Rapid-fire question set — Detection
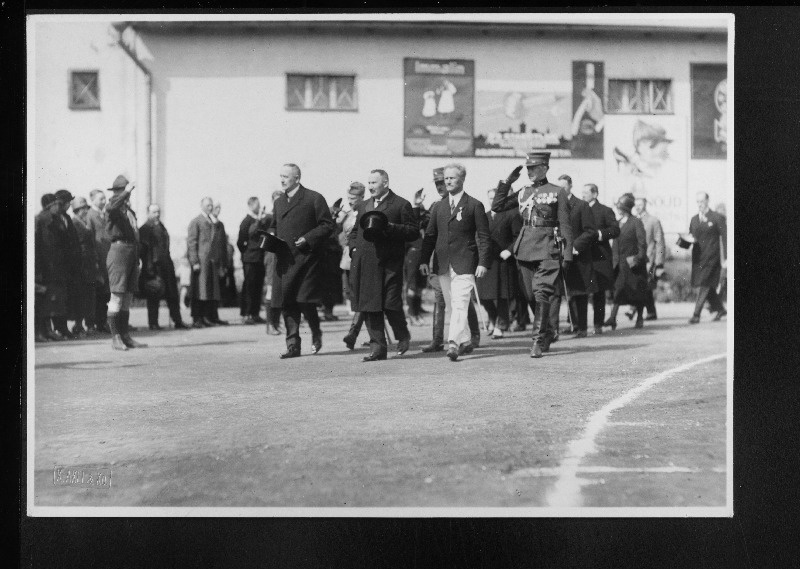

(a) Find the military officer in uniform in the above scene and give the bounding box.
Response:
[492,152,573,358]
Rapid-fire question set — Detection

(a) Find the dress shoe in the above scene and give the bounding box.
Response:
[446,345,459,361]
[541,338,551,353]
[72,325,86,336]
[688,315,701,324]
[396,337,410,356]
[603,318,617,331]
[550,334,559,344]
[574,330,588,339]
[279,347,301,359]
[35,332,50,343]
[512,323,526,332]
[267,324,283,335]
[45,330,66,341]
[242,315,256,325]
[173,321,189,330]
[200,317,218,327]
[310,339,322,354]
[491,329,504,339]
[634,317,644,329]
[530,343,543,358]
[362,351,387,362]
[127,324,138,332]
[149,324,163,331]
[713,309,727,321]
[322,313,339,322]
[121,334,147,348]
[96,323,112,334]
[593,326,603,335]
[192,319,206,329]
[213,319,229,326]
[252,315,267,324]
[421,342,444,353]
[111,334,128,351]
[470,334,481,349]
[343,335,357,350]
[458,342,473,355]
[57,329,75,340]
[644,314,657,321]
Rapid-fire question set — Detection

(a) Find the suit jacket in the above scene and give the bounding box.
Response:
[564,194,597,295]
[237,214,268,264]
[420,191,491,276]
[491,178,574,262]
[139,220,179,298]
[348,190,418,312]
[187,214,228,301]
[611,215,648,303]
[689,210,726,288]
[588,200,620,285]
[638,211,666,270]
[268,184,334,307]
[72,216,102,284]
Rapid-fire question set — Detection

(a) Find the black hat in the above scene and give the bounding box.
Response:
[108,175,129,192]
[54,189,74,203]
[525,152,551,167]
[332,197,343,210]
[254,229,287,253]
[616,193,635,214]
[359,210,389,242]
[432,168,445,182]
[41,193,58,208]
[676,234,695,249]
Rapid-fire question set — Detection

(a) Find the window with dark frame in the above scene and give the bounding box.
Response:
[286,74,357,111]
[70,71,100,110]
[606,79,673,114]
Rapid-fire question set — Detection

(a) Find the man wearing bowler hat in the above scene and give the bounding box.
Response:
[492,152,573,358]
[348,169,418,361]
[269,163,335,358]
[104,175,147,350]
[51,189,82,338]
[420,163,491,362]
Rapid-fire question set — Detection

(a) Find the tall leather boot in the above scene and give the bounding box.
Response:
[531,300,550,358]
[108,312,127,351]
[343,312,365,350]
[422,301,445,352]
[119,310,147,348]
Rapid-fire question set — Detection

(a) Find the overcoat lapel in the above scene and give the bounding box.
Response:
[281,185,305,218]
[376,190,394,212]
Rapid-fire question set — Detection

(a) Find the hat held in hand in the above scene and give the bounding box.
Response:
[360,210,389,242]
[254,229,287,253]
[108,175,130,192]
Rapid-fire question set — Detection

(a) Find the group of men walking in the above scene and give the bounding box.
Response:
[34,154,727,358]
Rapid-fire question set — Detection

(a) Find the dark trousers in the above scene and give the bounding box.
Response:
[147,295,183,326]
[240,262,266,317]
[694,286,724,317]
[365,309,410,353]
[191,298,216,321]
[567,295,589,332]
[644,288,657,316]
[481,299,510,331]
[283,302,322,350]
[591,289,608,328]
[95,285,110,327]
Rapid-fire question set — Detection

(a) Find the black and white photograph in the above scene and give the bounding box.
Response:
[25,12,732,516]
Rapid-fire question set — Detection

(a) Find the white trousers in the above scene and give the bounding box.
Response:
[440,265,476,347]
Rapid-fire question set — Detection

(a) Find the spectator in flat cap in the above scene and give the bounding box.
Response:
[34,194,70,342]
[70,196,103,337]
[138,203,188,330]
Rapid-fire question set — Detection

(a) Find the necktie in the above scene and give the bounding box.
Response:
[699,212,706,222]
[450,200,456,214]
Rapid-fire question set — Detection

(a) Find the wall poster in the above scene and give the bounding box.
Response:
[403,58,475,157]
[691,63,727,159]
[569,61,605,159]
[604,115,688,234]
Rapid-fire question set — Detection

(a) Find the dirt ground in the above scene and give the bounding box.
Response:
[30,301,728,510]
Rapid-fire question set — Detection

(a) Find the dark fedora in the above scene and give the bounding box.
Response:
[107,175,129,192]
[360,210,389,242]
[54,189,74,204]
[254,229,288,253]
[41,193,58,208]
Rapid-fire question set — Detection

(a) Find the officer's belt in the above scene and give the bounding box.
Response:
[523,216,559,228]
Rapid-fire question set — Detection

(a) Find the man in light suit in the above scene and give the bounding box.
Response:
[420,163,490,361]
[631,197,665,320]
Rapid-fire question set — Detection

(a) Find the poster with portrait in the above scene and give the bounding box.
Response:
[604,116,688,234]
[571,61,605,159]
[691,63,727,159]
[403,58,474,157]
[473,88,573,158]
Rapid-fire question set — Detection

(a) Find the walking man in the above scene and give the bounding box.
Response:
[632,196,665,320]
[582,183,620,335]
[685,192,727,323]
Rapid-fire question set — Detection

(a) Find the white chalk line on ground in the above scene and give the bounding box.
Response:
[513,465,726,478]
[544,353,727,508]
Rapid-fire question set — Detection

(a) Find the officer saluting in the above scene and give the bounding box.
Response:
[492,152,573,358]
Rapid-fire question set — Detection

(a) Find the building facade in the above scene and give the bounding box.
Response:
[29,17,730,262]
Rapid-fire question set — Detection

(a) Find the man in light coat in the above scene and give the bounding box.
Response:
[632,197,665,320]
[187,197,229,328]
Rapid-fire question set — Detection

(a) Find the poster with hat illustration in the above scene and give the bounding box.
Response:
[691,63,727,159]
[403,58,474,157]
[604,115,688,234]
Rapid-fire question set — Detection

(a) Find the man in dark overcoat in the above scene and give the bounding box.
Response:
[492,152,573,358]
[552,175,597,339]
[187,197,229,328]
[237,196,268,325]
[139,204,187,330]
[269,163,335,358]
[34,193,70,341]
[420,163,491,361]
[70,196,103,337]
[476,187,522,339]
[686,191,727,323]
[53,189,82,339]
[86,189,112,333]
[582,183,620,335]
[349,169,419,361]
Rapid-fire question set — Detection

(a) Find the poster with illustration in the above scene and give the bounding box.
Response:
[403,58,474,157]
[571,61,605,159]
[473,89,573,158]
[691,64,727,159]
[604,116,688,234]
